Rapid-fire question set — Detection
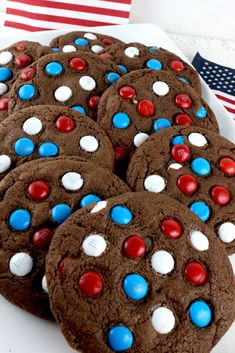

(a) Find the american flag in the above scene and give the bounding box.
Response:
[4,0,132,31]
[192,53,235,119]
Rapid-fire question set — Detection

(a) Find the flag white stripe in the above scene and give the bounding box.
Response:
[213,90,235,103]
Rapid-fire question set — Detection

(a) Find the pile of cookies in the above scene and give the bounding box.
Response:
[0,31,234,353]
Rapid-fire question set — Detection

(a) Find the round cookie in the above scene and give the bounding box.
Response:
[50,31,123,54]
[8,51,123,120]
[127,126,235,254]
[0,105,114,179]
[0,41,52,121]
[46,192,235,353]
[0,157,130,319]
[102,42,201,93]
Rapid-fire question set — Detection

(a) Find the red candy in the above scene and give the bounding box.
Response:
[28,181,50,202]
[219,157,235,176]
[137,99,155,118]
[177,174,198,195]
[99,53,112,58]
[69,57,87,72]
[20,67,36,81]
[15,53,32,68]
[175,94,192,109]
[161,218,183,239]
[89,95,100,110]
[174,113,193,126]
[119,86,136,100]
[56,115,75,132]
[185,262,207,285]
[16,41,25,51]
[114,146,127,162]
[102,38,113,46]
[210,185,231,206]
[170,60,185,72]
[171,144,191,163]
[123,235,146,258]
[32,228,54,250]
[0,98,8,111]
[58,260,65,276]
[78,271,103,296]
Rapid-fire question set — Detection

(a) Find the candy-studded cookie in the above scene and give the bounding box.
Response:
[0,157,130,319]
[9,52,123,120]
[50,31,123,54]
[127,126,235,254]
[102,42,201,93]
[0,105,114,179]
[46,192,235,353]
[97,70,218,170]
[0,41,52,121]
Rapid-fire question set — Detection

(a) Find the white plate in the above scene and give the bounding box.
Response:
[0,23,234,353]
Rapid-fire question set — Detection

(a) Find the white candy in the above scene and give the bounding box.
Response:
[190,230,209,251]
[9,253,33,277]
[91,200,107,214]
[79,76,96,91]
[62,45,76,53]
[82,234,107,257]
[188,133,207,147]
[152,81,169,96]
[144,175,166,193]
[133,132,149,147]
[124,46,139,58]
[23,116,42,135]
[218,222,235,243]
[168,163,183,170]
[84,32,97,40]
[0,51,13,65]
[54,86,73,102]
[0,154,11,173]
[0,83,8,96]
[62,172,84,191]
[151,250,174,275]
[42,275,48,293]
[80,135,99,152]
[91,45,103,54]
[151,307,175,334]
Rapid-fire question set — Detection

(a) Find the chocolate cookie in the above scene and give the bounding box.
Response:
[127,126,235,254]
[0,105,114,179]
[50,31,123,54]
[0,157,130,319]
[9,51,123,120]
[46,192,235,353]
[0,41,52,121]
[97,69,218,170]
[102,42,201,93]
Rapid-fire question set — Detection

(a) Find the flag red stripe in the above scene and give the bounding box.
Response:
[215,93,235,105]
[4,20,52,31]
[224,105,235,114]
[7,0,130,18]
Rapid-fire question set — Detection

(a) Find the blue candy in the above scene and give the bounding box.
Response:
[106,72,121,84]
[149,46,160,54]
[118,64,128,74]
[74,38,89,46]
[190,201,210,222]
[172,135,184,145]
[153,118,172,132]
[191,158,211,176]
[51,204,72,224]
[108,326,134,352]
[71,105,87,115]
[14,138,35,156]
[9,209,31,231]
[112,112,130,129]
[110,205,133,225]
[52,47,59,52]
[146,59,162,70]
[0,67,12,82]
[80,194,101,208]
[189,301,212,328]
[45,61,63,76]
[18,84,35,100]
[178,77,189,84]
[38,142,59,157]
[123,274,148,300]
[196,107,207,119]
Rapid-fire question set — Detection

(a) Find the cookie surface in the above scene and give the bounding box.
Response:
[46,192,235,353]
[127,126,235,254]
[50,31,123,54]
[0,157,130,319]
[9,52,123,120]
[102,42,201,93]
[0,41,52,121]
[0,105,114,179]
